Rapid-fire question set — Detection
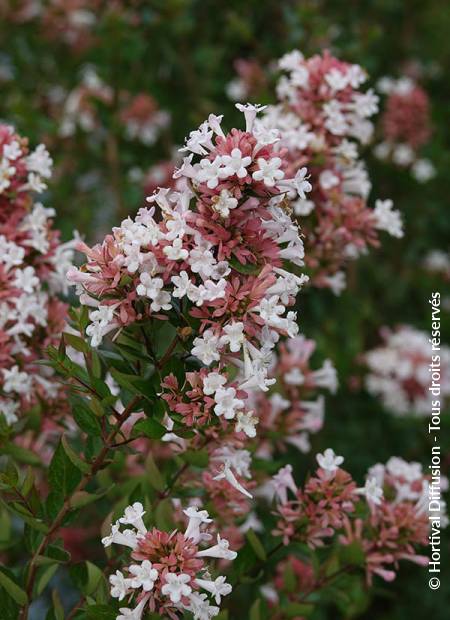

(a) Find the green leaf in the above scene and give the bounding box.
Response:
[145,454,165,491]
[134,417,166,440]
[61,435,90,473]
[49,439,83,497]
[85,605,116,620]
[36,563,59,596]
[249,598,261,620]
[62,331,89,353]
[73,402,102,436]
[0,443,41,465]
[246,529,266,562]
[0,568,27,605]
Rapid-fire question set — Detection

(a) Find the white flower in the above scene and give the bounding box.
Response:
[13,266,39,293]
[109,570,130,601]
[3,141,21,161]
[392,144,414,166]
[235,103,266,132]
[252,157,284,187]
[3,366,32,395]
[163,238,189,261]
[316,448,344,475]
[186,592,220,620]
[319,170,340,190]
[357,477,384,505]
[220,321,245,353]
[26,144,53,178]
[235,410,258,438]
[202,372,227,396]
[411,159,436,183]
[117,598,149,620]
[324,271,347,296]
[0,399,19,425]
[214,387,244,420]
[184,506,213,544]
[119,502,147,534]
[211,189,238,217]
[191,330,221,365]
[161,573,192,603]
[128,561,158,591]
[180,121,214,155]
[271,464,297,504]
[197,534,237,560]
[101,522,139,549]
[278,49,304,71]
[373,199,404,238]
[220,148,252,180]
[195,576,232,605]
[279,167,312,199]
[197,156,225,189]
[325,68,349,92]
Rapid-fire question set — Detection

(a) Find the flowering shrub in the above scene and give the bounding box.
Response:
[374,76,436,183]
[0,124,74,427]
[0,4,448,618]
[362,325,450,416]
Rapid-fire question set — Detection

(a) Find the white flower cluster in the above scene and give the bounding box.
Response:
[365,326,450,416]
[369,457,448,524]
[70,105,310,393]
[102,502,235,620]
[374,76,436,183]
[0,129,52,195]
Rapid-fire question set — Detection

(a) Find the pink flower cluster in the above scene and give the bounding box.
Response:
[68,106,309,405]
[102,502,236,620]
[120,93,170,146]
[251,335,338,456]
[255,49,403,293]
[363,325,450,416]
[0,124,75,425]
[270,452,445,585]
[374,76,436,183]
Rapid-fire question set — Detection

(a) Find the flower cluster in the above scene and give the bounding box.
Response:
[120,93,170,146]
[374,76,436,183]
[251,335,338,456]
[0,124,75,425]
[255,49,403,292]
[270,452,445,585]
[68,106,309,399]
[0,124,53,219]
[102,502,235,620]
[363,325,450,416]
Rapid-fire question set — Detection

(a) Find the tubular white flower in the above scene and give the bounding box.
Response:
[119,502,147,534]
[196,534,237,560]
[161,573,192,603]
[195,576,232,604]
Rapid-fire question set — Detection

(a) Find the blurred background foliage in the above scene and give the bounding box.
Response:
[0,0,448,618]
